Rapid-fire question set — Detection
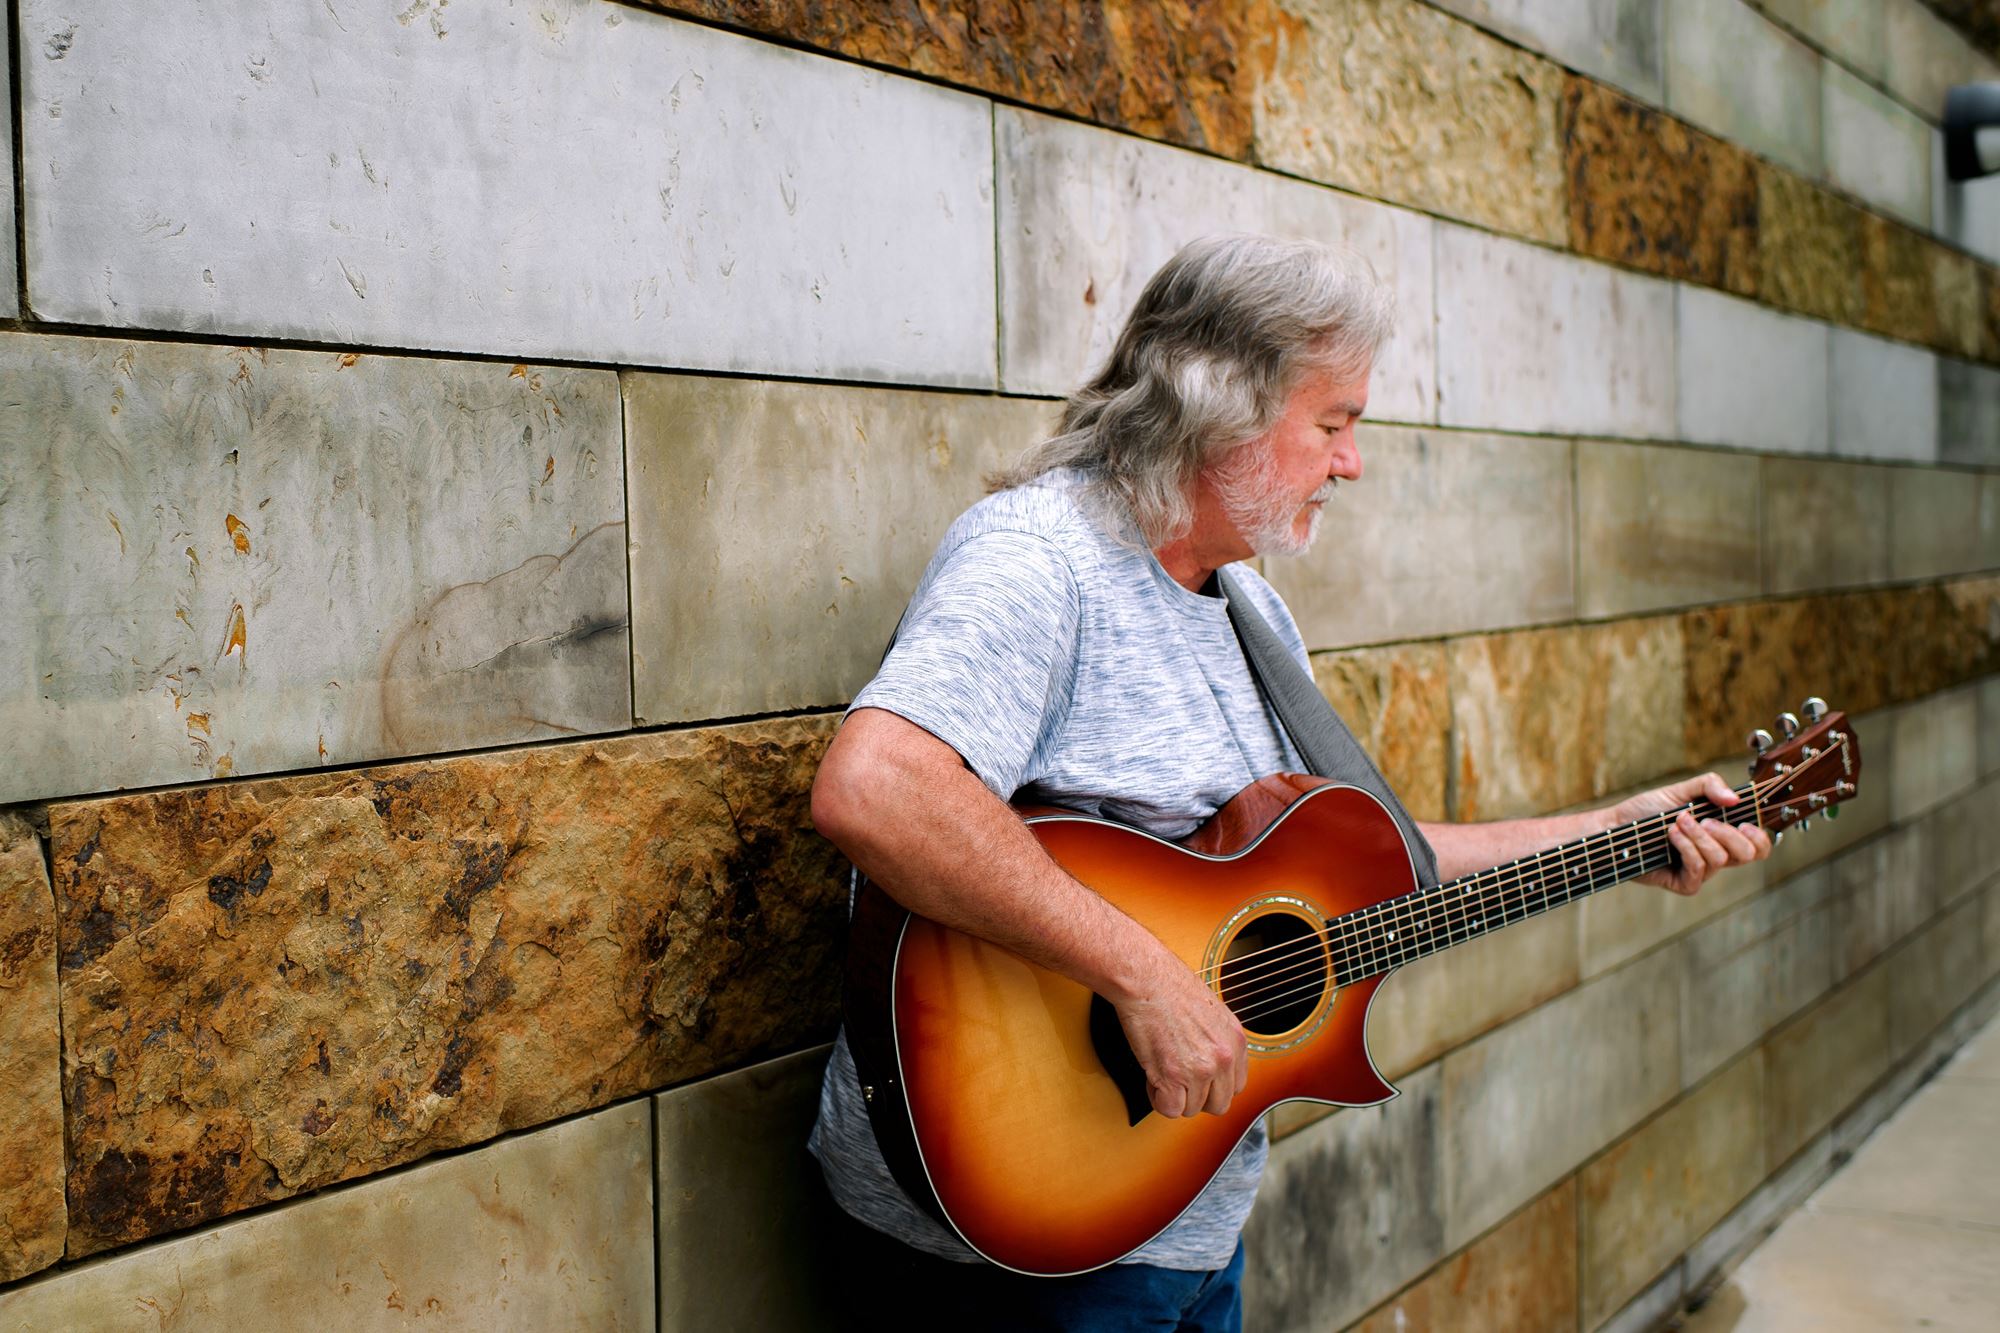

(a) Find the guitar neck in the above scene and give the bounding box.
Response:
[1327,786,1760,985]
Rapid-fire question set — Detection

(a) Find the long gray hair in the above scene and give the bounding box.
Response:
[993,234,1394,545]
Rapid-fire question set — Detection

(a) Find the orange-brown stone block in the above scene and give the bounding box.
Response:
[650,0,1260,158]
[1860,214,1939,346]
[49,716,845,1257]
[0,815,66,1282]
[1311,642,1450,823]
[1933,246,1985,361]
[1758,165,1865,327]
[1353,1179,1579,1333]
[1984,267,2000,363]
[1563,76,1758,297]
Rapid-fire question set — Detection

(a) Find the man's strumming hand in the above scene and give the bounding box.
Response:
[1108,946,1249,1119]
[1608,772,1772,897]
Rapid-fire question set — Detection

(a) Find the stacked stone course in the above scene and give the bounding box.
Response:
[2,0,1999,1328]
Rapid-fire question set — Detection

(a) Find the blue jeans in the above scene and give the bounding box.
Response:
[833,1209,1244,1332]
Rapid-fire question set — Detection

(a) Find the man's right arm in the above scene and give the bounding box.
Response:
[812,705,1248,1119]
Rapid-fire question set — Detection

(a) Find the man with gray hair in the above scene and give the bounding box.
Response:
[808,234,1767,1329]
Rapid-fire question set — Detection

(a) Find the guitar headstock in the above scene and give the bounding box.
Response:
[1746,697,1862,834]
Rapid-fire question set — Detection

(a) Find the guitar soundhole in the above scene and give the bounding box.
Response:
[1217,911,1327,1039]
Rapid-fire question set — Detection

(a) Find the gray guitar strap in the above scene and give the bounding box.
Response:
[1217,568,1440,888]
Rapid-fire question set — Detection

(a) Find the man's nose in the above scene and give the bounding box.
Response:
[1329,437,1362,482]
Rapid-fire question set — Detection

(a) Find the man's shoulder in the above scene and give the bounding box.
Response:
[938,470,1113,565]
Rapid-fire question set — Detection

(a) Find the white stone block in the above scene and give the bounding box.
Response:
[1,20,15,320]
[1932,130,2000,267]
[1676,284,1831,454]
[1823,63,1933,227]
[996,108,1436,424]
[1666,0,1825,177]
[0,334,630,805]
[1757,0,1887,84]
[1435,223,1676,438]
[20,0,996,388]
[1426,0,1666,104]
[1885,0,1998,120]
[1829,328,1939,462]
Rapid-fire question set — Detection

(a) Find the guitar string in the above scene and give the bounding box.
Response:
[1222,747,1846,1021]
[1213,744,1849,1021]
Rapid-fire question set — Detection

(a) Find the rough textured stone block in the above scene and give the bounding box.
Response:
[1577,440,1763,619]
[1763,963,1891,1164]
[1884,0,1997,117]
[1676,286,1830,454]
[1939,357,2000,464]
[1564,76,1758,295]
[650,0,1259,158]
[0,816,65,1283]
[1435,224,1676,438]
[21,0,995,388]
[1580,1050,1765,1328]
[1887,895,1985,1052]
[1829,823,1934,982]
[1860,215,1940,345]
[1758,165,1866,325]
[1823,63,1933,227]
[1758,0,1887,82]
[1760,457,1895,594]
[1433,0,1663,100]
[655,1046,838,1332]
[1262,428,1574,650]
[49,716,845,1256]
[0,1103,652,1330]
[1442,948,1680,1250]
[0,334,628,804]
[1682,865,1836,1083]
[1891,683,1980,819]
[1450,618,1687,821]
[994,106,1437,422]
[1254,0,1568,246]
[1580,860,1764,982]
[1243,1065,1444,1333]
[1892,465,1988,581]
[1311,642,1451,823]
[1351,1179,1578,1333]
[1931,245,1984,359]
[1932,778,2000,907]
[1666,0,1824,176]
[1830,328,1939,462]
[624,374,1053,723]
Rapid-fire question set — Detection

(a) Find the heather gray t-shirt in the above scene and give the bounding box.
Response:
[808,468,1312,1272]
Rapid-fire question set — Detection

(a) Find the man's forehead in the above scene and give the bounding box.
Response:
[1293,366,1370,416]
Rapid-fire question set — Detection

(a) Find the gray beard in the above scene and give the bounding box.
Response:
[1212,445,1336,557]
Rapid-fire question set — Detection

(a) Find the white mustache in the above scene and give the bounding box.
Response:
[1307,480,1339,504]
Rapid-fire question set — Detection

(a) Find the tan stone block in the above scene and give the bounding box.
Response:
[1244,1064,1444,1332]
[1985,877,2000,981]
[1580,861,1764,983]
[1579,1050,1766,1329]
[1682,865,1837,1085]
[1930,777,2000,908]
[1933,246,1986,360]
[655,1046,838,1331]
[1763,964,1892,1166]
[1757,165,1865,326]
[650,0,1261,158]
[1253,0,1568,245]
[1892,466,1988,583]
[1860,214,1940,345]
[0,815,65,1282]
[1563,76,1759,296]
[1887,896,1986,1054]
[1311,641,1451,823]
[1265,427,1573,653]
[1891,683,1981,820]
[1576,440,1762,619]
[50,716,845,1256]
[1450,618,1687,821]
[1352,1178,1578,1333]
[1442,947,1680,1250]
[1761,457,1895,596]
[623,373,1053,722]
[1982,675,2000,777]
[0,1102,652,1331]
[1830,823,1936,982]
[1986,268,2000,363]
[1364,904,1579,1082]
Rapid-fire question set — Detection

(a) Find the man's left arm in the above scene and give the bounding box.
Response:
[1415,772,1771,897]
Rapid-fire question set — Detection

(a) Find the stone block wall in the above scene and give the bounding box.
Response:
[2,0,1996,1328]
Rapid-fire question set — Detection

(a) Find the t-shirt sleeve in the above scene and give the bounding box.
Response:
[851,530,1081,799]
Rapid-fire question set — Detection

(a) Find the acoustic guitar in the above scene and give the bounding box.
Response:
[844,699,1862,1276]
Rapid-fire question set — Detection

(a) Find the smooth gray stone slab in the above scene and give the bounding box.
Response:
[1,19,16,319]
[1666,0,1825,177]
[995,106,1437,425]
[1885,0,1997,120]
[1758,0,1886,85]
[1830,329,1937,464]
[1681,865,1836,1085]
[19,0,996,388]
[1760,457,1893,595]
[1822,62,1932,228]
[1428,0,1664,103]
[1939,358,2000,466]
[0,333,628,803]
[1676,284,1830,455]
[1576,438,1762,619]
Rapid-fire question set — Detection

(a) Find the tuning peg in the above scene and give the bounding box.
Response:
[1799,818,1812,833]
[1802,697,1828,723]
[1777,712,1801,739]
[1748,728,1774,754]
